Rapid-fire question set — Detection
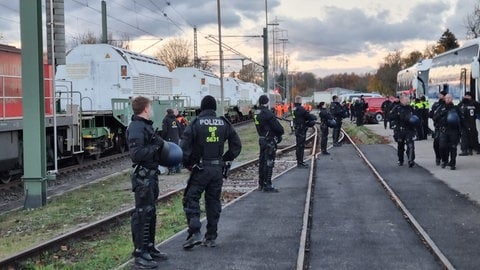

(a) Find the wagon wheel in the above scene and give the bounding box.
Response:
[75,154,84,165]
[114,134,126,153]
[92,152,101,160]
[0,172,12,184]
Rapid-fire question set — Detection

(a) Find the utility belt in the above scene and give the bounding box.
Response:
[187,159,224,175]
[395,126,409,131]
[133,165,158,178]
[131,165,158,192]
[199,159,224,166]
[435,125,455,133]
[294,124,306,130]
[259,136,275,141]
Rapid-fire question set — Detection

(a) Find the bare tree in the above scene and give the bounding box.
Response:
[402,50,423,68]
[69,31,131,49]
[371,50,403,95]
[71,31,98,47]
[197,57,214,72]
[154,38,193,71]
[423,44,437,59]
[109,33,131,50]
[465,4,480,39]
[238,62,263,83]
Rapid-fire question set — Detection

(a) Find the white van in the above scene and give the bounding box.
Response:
[339,93,382,103]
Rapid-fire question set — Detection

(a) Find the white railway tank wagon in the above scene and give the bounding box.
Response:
[171,67,221,108]
[55,44,173,112]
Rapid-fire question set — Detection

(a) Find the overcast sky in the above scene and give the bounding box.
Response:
[0,0,477,77]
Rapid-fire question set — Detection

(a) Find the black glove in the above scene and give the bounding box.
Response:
[274,136,282,144]
[152,135,164,148]
[222,161,232,179]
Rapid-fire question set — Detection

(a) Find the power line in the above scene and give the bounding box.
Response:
[70,0,159,37]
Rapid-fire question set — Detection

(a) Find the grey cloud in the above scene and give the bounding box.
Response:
[283,2,452,61]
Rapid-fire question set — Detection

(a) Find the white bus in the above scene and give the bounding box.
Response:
[396,59,431,99]
[427,38,480,103]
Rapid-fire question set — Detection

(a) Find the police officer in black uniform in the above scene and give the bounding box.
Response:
[458,92,480,156]
[389,94,417,168]
[180,95,242,249]
[126,96,170,269]
[293,95,317,168]
[356,95,368,126]
[381,96,392,129]
[162,108,182,174]
[429,90,446,165]
[254,94,285,191]
[318,101,335,155]
[433,93,461,170]
[330,95,345,146]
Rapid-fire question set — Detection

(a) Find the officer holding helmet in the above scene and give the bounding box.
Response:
[433,93,461,170]
[292,95,317,168]
[254,94,285,191]
[429,90,447,165]
[458,91,480,156]
[330,95,346,146]
[126,96,182,269]
[389,94,417,168]
[318,101,335,155]
[180,95,242,249]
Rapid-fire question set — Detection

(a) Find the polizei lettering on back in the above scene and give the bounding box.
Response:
[199,119,225,126]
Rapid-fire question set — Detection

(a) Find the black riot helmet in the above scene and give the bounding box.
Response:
[157,142,183,167]
[327,119,337,128]
[408,114,421,127]
[446,111,460,127]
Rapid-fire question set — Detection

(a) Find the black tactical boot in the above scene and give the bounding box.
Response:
[133,249,158,269]
[262,185,279,193]
[183,232,202,249]
[297,162,309,168]
[148,243,168,260]
[202,238,217,247]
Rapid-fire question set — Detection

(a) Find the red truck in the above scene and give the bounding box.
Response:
[363,96,390,123]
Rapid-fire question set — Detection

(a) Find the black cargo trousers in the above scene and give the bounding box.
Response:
[183,163,223,241]
[131,169,159,252]
[258,137,277,189]
[295,126,307,164]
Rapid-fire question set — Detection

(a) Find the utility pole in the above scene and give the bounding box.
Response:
[46,0,66,177]
[20,0,47,208]
[279,37,288,100]
[216,0,225,116]
[285,59,290,103]
[194,26,199,68]
[264,0,269,93]
[268,20,279,93]
[263,27,268,93]
[101,0,107,43]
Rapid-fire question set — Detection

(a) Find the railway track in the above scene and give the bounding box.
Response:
[0,121,254,211]
[298,129,454,270]
[3,122,460,269]
[2,124,459,269]
[0,126,315,268]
